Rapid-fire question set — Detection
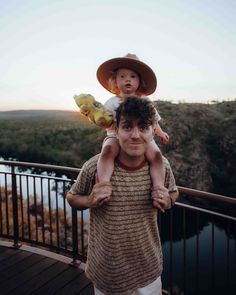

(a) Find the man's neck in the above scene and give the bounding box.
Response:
[117,152,146,170]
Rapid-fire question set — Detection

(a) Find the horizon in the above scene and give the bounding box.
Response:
[0,97,235,113]
[1,1,236,111]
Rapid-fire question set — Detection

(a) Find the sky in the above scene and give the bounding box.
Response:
[0,0,236,111]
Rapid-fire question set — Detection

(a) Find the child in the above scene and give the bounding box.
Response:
[96,53,169,188]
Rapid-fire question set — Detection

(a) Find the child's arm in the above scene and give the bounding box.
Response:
[154,122,169,144]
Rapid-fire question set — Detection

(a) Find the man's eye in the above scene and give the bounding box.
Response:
[122,125,131,131]
[139,125,149,132]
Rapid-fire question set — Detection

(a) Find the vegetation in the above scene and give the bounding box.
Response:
[0,100,235,197]
[0,110,105,168]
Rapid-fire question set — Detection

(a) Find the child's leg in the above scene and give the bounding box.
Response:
[97,136,120,182]
[145,139,165,187]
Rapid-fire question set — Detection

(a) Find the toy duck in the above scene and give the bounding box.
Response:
[74,94,113,128]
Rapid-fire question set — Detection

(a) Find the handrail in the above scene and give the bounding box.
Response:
[0,159,235,294]
[178,186,236,205]
[1,159,235,204]
[0,160,80,174]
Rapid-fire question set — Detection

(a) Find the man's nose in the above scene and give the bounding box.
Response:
[131,127,140,138]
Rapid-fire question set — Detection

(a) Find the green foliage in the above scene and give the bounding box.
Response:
[0,110,105,168]
[0,102,235,197]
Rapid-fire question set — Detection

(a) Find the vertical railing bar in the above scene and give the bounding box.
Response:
[183,208,186,294]
[234,222,236,285]
[33,176,38,242]
[0,174,3,235]
[62,181,68,250]
[19,175,24,238]
[211,216,215,291]
[158,207,162,233]
[169,208,173,295]
[226,220,230,282]
[55,180,60,248]
[11,165,20,247]
[71,208,79,265]
[26,175,31,240]
[196,211,199,295]
[48,179,53,245]
[81,210,84,256]
[40,177,45,244]
[5,174,9,235]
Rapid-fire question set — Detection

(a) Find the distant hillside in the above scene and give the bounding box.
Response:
[155,100,236,196]
[0,101,235,197]
[0,110,76,118]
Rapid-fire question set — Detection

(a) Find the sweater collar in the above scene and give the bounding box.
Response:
[116,158,147,171]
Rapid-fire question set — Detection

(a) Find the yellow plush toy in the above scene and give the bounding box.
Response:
[74,94,113,128]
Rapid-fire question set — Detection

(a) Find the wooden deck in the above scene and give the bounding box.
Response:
[0,244,94,295]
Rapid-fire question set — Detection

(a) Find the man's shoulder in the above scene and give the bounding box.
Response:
[162,156,171,168]
[82,154,100,170]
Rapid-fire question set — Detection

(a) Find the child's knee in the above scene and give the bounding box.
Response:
[146,150,162,163]
[101,144,118,159]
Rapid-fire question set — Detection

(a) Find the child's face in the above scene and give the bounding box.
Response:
[116,68,140,97]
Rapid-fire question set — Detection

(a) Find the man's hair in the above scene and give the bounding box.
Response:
[116,96,157,126]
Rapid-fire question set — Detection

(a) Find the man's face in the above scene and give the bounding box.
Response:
[117,116,154,158]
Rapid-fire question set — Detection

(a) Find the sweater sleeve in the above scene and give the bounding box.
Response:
[163,157,178,193]
[69,155,98,195]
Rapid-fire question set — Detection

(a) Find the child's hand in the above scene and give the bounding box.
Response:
[151,185,170,213]
[88,182,112,207]
[160,132,169,144]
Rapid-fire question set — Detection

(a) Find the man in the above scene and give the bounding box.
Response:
[66,97,179,295]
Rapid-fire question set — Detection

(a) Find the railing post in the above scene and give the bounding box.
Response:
[11,166,21,248]
[71,207,80,266]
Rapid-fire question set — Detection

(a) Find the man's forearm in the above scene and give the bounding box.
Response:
[66,181,112,210]
[169,190,179,207]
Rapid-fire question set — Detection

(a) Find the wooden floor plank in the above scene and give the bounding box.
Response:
[54,271,93,295]
[79,284,95,295]
[31,266,84,295]
[10,261,70,295]
[2,257,57,294]
[0,252,46,283]
[0,249,32,272]
[0,246,94,295]
[0,247,20,261]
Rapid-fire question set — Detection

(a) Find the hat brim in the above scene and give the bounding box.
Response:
[96,57,157,96]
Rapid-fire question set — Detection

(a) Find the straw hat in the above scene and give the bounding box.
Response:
[96,53,157,95]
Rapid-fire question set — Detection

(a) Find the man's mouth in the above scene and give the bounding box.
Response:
[129,141,143,147]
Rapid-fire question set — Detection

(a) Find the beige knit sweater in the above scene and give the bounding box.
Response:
[70,154,177,295]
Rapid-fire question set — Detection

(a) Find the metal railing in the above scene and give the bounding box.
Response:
[0,160,85,264]
[0,160,235,294]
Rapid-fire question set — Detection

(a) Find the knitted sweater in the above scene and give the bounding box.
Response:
[70,154,178,295]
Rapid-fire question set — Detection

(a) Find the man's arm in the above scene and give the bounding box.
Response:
[169,189,179,208]
[66,181,112,210]
[152,187,179,212]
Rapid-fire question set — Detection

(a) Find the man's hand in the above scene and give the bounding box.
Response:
[88,181,112,208]
[151,185,171,213]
